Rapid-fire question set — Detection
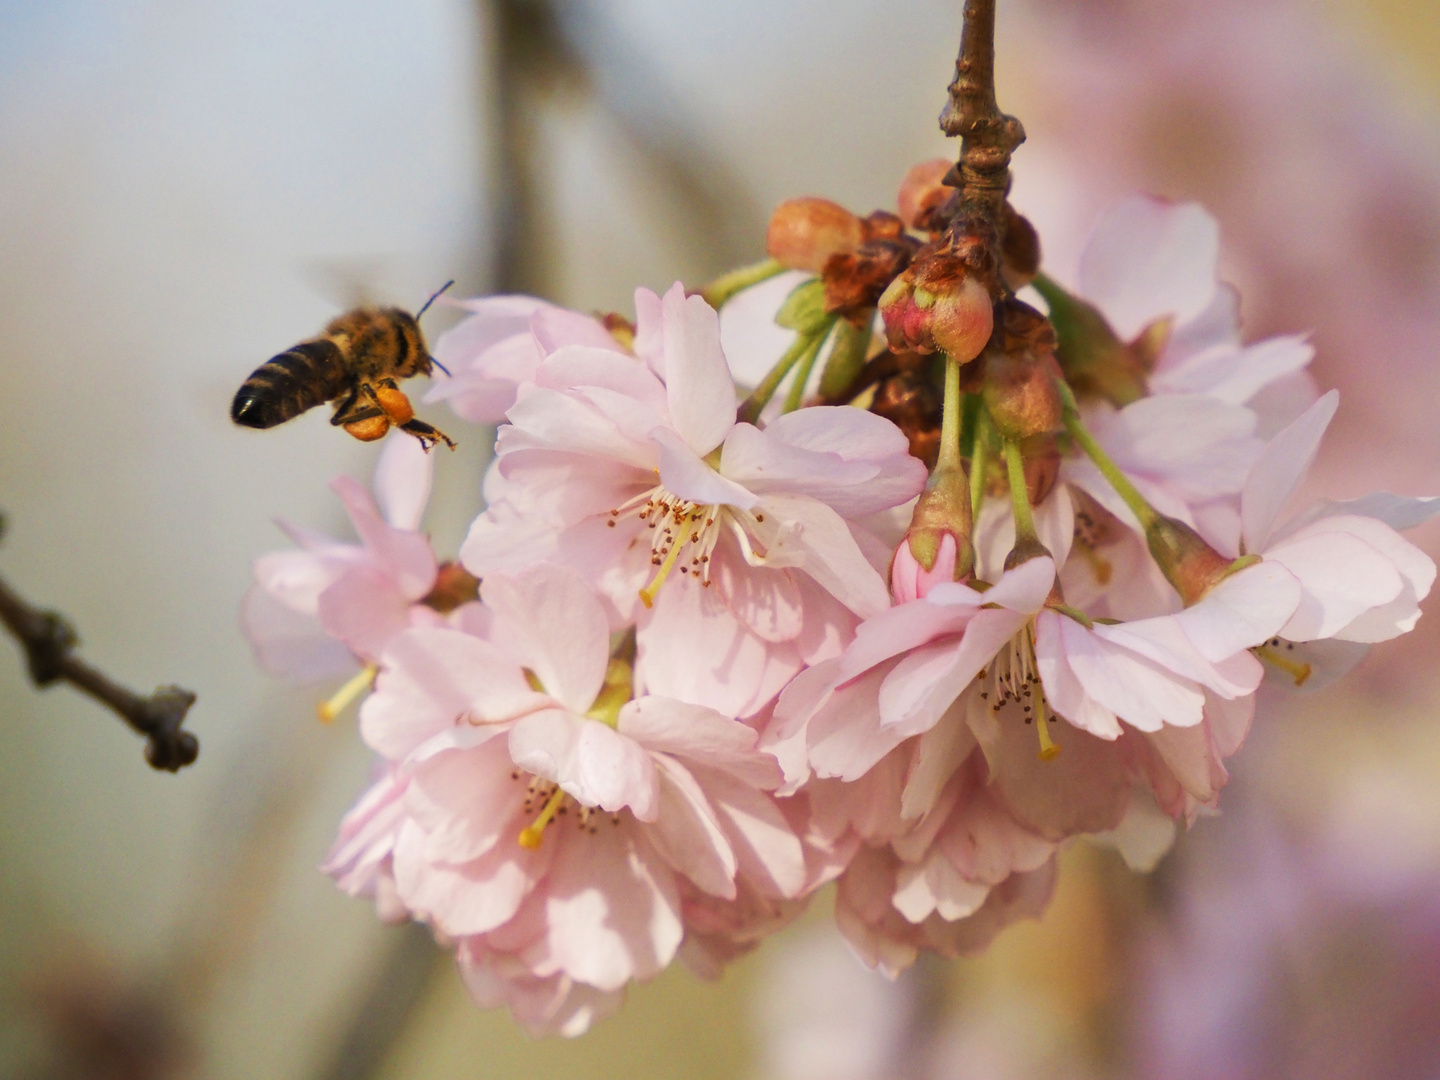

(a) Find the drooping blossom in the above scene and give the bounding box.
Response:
[328,563,809,1035]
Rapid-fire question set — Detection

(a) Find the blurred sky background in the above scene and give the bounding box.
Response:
[0,1,1437,1078]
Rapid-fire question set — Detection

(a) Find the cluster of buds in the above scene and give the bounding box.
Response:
[239,6,1438,1028]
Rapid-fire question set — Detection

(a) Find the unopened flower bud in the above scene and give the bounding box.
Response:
[766,197,866,274]
[982,301,1064,440]
[1145,515,1233,605]
[891,465,974,601]
[879,259,994,362]
[897,159,954,231]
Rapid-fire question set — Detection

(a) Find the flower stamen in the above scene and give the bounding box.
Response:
[1255,639,1312,687]
[518,785,567,849]
[317,664,377,723]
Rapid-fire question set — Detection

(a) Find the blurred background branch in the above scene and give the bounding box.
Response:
[0,515,198,773]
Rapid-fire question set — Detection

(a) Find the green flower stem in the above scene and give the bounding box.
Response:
[1002,438,1039,545]
[700,258,785,309]
[1056,379,1159,530]
[937,354,964,472]
[737,320,832,425]
[969,406,991,523]
[783,322,829,413]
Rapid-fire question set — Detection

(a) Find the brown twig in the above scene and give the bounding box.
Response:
[939,0,1026,226]
[0,516,198,772]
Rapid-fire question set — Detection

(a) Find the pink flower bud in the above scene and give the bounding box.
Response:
[891,530,958,603]
[879,265,994,362]
[766,197,866,274]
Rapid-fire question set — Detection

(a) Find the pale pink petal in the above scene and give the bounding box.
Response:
[632,286,665,375]
[330,475,437,599]
[752,492,891,618]
[878,608,1028,733]
[695,765,807,899]
[1171,560,1302,660]
[252,547,356,614]
[503,385,657,471]
[392,819,543,937]
[1077,196,1219,340]
[718,270,810,387]
[900,702,979,820]
[618,698,781,789]
[660,283,736,456]
[240,585,357,681]
[709,550,804,644]
[404,729,518,863]
[652,755,739,898]
[507,708,582,789]
[934,780,1055,884]
[541,825,683,991]
[807,665,912,782]
[372,433,434,531]
[482,566,610,714]
[317,566,411,661]
[972,555,1057,614]
[893,854,992,923]
[1241,389,1339,552]
[1150,334,1313,405]
[535,344,668,408]
[1283,492,1440,534]
[1033,612,1124,740]
[651,426,758,510]
[1094,616,1261,699]
[1268,527,1404,641]
[727,408,926,517]
[530,305,622,355]
[361,627,542,761]
[576,720,659,819]
[834,600,975,685]
[637,576,803,719]
[1144,722,1225,805]
[1058,617,1205,732]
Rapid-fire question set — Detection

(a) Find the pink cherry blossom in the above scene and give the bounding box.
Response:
[1230,391,1439,646]
[241,435,444,680]
[334,563,808,1034]
[424,295,625,425]
[462,281,925,717]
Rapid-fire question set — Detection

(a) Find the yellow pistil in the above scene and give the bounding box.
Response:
[317,664,377,723]
[518,786,567,850]
[1034,693,1060,761]
[1255,641,1312,687]
[639,527,689,609]
[586,658,633,728]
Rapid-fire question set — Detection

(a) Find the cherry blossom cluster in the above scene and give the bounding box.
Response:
[242,173,1437,1034]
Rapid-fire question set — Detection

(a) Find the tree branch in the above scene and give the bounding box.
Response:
[0,515,198,772]
[939,0,1026,227]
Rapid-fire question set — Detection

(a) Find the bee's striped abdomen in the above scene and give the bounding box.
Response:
[231,338,349,429]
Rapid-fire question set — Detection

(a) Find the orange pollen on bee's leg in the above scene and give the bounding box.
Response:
[518,786,568,850]
[372,384,416,425]
[344,415,391,442]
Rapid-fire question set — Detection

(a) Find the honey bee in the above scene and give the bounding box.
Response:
[230,283,456,450]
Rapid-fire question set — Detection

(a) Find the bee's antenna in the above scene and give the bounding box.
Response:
[429,354,452,377]
[416,279,455,321]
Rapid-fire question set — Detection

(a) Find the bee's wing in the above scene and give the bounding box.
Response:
[297,255,391,311]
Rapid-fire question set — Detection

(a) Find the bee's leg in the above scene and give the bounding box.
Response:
[399,418,457,451]
[363,379,416,426]
[330,387,391,441]
[361,380,456,452]
[330,387,380,426]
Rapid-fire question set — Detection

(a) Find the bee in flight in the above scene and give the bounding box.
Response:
[230,283,456,450]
